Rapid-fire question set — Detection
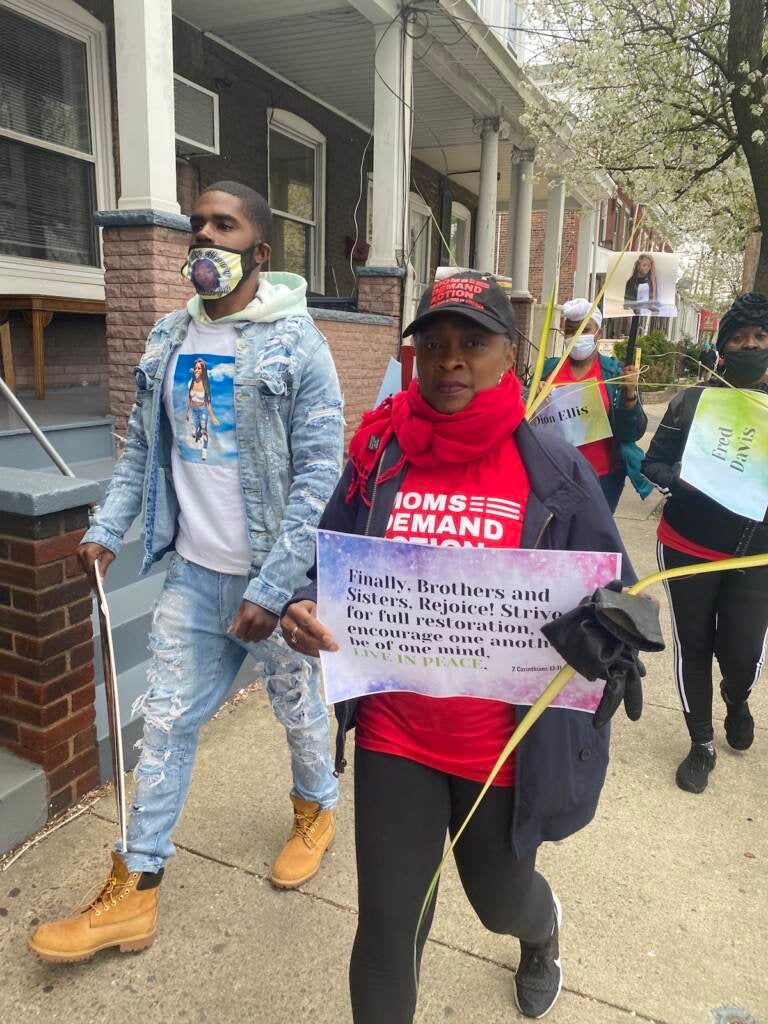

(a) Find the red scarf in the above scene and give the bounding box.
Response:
[347,371,526,505]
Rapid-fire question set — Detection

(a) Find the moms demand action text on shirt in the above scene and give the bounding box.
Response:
[316,531,621,711]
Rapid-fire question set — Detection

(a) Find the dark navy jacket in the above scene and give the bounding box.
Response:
[291,420,636,857]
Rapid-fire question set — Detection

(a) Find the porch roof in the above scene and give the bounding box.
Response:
[171,0,586,201]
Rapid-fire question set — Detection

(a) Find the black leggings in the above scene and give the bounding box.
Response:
[350,748,554,1024]
[658,543,768,744]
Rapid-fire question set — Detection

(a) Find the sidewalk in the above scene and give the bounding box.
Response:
[1,483,765,1024]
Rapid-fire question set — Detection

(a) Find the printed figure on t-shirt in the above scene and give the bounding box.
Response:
[179,357,224,462]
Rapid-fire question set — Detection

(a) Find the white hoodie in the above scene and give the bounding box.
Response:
[186,271,312,325]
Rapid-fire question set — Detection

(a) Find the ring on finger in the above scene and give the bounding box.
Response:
[291,626,299,645]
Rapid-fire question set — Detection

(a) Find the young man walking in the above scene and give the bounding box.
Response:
[29,182,344,962]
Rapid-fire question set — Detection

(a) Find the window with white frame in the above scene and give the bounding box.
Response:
[268,109,325,293]
[366,172,373,245]
[0,0,113,288]
[598,199,608,246]
[405,192,433,321]
[613,199,625,249]
[449,202,472,267]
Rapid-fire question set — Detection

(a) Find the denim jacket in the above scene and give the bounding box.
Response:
[84,307,344,615]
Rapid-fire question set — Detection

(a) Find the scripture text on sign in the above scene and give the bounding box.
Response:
[316,531,621,711]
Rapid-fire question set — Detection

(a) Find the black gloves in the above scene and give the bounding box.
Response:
[541,581,665,729]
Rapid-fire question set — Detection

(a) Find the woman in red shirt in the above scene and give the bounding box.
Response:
[282,274,645,1023]
[541,298,648,512]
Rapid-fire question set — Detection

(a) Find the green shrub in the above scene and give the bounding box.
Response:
[614,330,678,385]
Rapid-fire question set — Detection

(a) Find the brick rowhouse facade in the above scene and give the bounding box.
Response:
[98,217,193,439]
[0,503,99,819]
[97,210,402,447]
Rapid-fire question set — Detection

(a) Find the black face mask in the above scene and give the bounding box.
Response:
[722,348,768,387]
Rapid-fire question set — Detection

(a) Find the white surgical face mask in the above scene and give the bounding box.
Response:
[569,335,597,361]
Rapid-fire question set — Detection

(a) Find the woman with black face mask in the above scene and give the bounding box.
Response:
[642,293,768,794]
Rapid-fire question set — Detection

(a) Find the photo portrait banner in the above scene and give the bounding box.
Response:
[316,531,621,711]
[603,250,680,319]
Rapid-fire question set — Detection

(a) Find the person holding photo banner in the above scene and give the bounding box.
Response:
[281,273,651,1022]
[541,298,649,512]
[642,292,768,794]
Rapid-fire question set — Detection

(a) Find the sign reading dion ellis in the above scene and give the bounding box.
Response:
[316,531,621,710]
[530,381,613,448]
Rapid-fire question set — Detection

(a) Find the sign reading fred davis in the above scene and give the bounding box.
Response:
[316,531,621,711]
[681,388,768,521]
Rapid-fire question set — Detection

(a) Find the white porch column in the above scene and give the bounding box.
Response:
[504,150,518,279]
[510,147,535,295]
[541,180,566,304]
[590,203,601,300]
[574,206,596,298]
[369,18,413,265]
[475,117,500,273]
[113,0,179,213]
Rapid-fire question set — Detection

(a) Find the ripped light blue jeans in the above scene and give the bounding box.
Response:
[121,553,337,874]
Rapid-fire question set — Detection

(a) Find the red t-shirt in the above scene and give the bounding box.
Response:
[354,438,531,787]
[554,359,617,477]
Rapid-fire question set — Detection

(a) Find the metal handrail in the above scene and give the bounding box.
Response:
[0,375,75,478]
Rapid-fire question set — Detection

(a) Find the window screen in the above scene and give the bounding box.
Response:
[0,6,92,154]
[0,6,98,266]
[0,136,98,265]
[269,131,315,221]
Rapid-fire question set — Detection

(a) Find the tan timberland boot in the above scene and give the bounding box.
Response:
[28,852,160,963]
[270,795,336,889]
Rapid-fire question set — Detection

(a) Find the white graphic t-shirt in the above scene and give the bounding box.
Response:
[162,320,251,575]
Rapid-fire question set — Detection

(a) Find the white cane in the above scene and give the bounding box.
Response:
[1,377,126,846]
[93,562,128,853]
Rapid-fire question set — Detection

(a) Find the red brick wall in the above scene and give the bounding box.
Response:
[558,210,579,302]
[6,313,107,392]
[101,226,402,447]
[495,209,580,304]
[0,505,98,818]
[315,315,401,444]
[528,211,546,303]
[357,275,403,319]
[101,224,193,438]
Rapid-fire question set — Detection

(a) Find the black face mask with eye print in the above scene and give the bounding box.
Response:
[723,348,768,387]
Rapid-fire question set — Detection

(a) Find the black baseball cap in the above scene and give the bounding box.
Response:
[402,272,517,340]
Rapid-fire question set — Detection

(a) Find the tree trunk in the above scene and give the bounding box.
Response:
[728,0,768,293]
[741,232,761,291]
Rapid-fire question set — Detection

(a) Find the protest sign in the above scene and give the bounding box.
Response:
[316,530,621,711]
[374,357,403,406]
[531,381,612,447]
[680,388,768,520]
[602,250,679,319]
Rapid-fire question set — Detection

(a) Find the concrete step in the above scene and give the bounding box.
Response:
[101,521,170,594]
[0,748,47,856]
[0,418,115,470]
[93,572,167,684]
[38,456,116,504]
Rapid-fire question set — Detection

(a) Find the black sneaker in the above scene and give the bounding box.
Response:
[514,894,562,1019]
[721,682,754,751]
[676,743,717,793]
